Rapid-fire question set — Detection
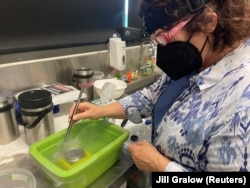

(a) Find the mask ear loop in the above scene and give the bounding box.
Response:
[199,36,209,54]
[187,33,208,54]
[186,32,194,43]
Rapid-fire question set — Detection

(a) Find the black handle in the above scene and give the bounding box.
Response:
[23,105,53,129]
[121,119,128,127]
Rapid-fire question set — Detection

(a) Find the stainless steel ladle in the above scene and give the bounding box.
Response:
[60,86,85,159]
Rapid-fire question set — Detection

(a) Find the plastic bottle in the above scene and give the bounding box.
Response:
[143,45,154,76]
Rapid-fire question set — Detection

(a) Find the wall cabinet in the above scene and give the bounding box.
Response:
[0,0,142,55]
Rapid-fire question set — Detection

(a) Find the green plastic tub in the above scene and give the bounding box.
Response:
[29,119,129,188]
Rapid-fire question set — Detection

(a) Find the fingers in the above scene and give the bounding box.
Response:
[127,140,148,152]
[69,103,77,116]
[69,113,80,122]
[68,102,86,121]
[68,102,103,122]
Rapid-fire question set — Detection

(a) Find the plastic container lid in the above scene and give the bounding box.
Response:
[93,71,104,80]
[0,168,36,188]
[145,119,152,125]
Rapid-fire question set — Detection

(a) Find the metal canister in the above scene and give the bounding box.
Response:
[72,67,94,101]
[0,89,20,145]
[18,90,55,145]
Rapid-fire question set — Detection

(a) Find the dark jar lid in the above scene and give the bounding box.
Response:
[18,90,52,109]
[73,67,93,79]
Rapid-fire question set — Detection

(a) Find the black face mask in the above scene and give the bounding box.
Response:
[156,38,207,80]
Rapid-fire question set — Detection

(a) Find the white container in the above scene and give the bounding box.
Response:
[93,71,105,100]
[0,168,36,188]
[109,34,126,71]
[93,79,127,99]
[93,71,104,81]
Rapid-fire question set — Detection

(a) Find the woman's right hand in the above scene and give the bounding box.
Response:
[68,102,105,122]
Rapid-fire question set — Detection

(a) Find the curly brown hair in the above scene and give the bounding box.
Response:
[139,0,250,51]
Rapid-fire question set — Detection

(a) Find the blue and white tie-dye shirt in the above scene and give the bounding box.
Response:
[119,38,250,171]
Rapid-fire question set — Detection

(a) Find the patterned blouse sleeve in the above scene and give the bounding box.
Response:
[203,107,250,171]
[118,74,170,124]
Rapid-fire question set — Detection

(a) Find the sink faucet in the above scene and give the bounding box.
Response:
[138,39,155,77]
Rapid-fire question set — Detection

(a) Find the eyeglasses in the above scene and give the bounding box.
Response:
[151,20,190,46]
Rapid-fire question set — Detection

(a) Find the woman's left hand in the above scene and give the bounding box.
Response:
[127,140,171,172]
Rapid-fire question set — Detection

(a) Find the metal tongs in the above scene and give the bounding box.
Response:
[60,86,84,154]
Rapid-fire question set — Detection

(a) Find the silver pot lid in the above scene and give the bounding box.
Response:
[63,146,85,163]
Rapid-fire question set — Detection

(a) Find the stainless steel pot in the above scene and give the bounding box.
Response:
[72,67,94,101]
[18,90,55,145]
[0,89,20,145]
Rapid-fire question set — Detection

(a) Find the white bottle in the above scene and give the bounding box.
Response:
[109,34,126,71]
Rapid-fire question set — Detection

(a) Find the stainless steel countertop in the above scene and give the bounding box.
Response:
[0,146,137,188]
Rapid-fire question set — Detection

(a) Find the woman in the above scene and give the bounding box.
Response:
[69,0,250,171]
